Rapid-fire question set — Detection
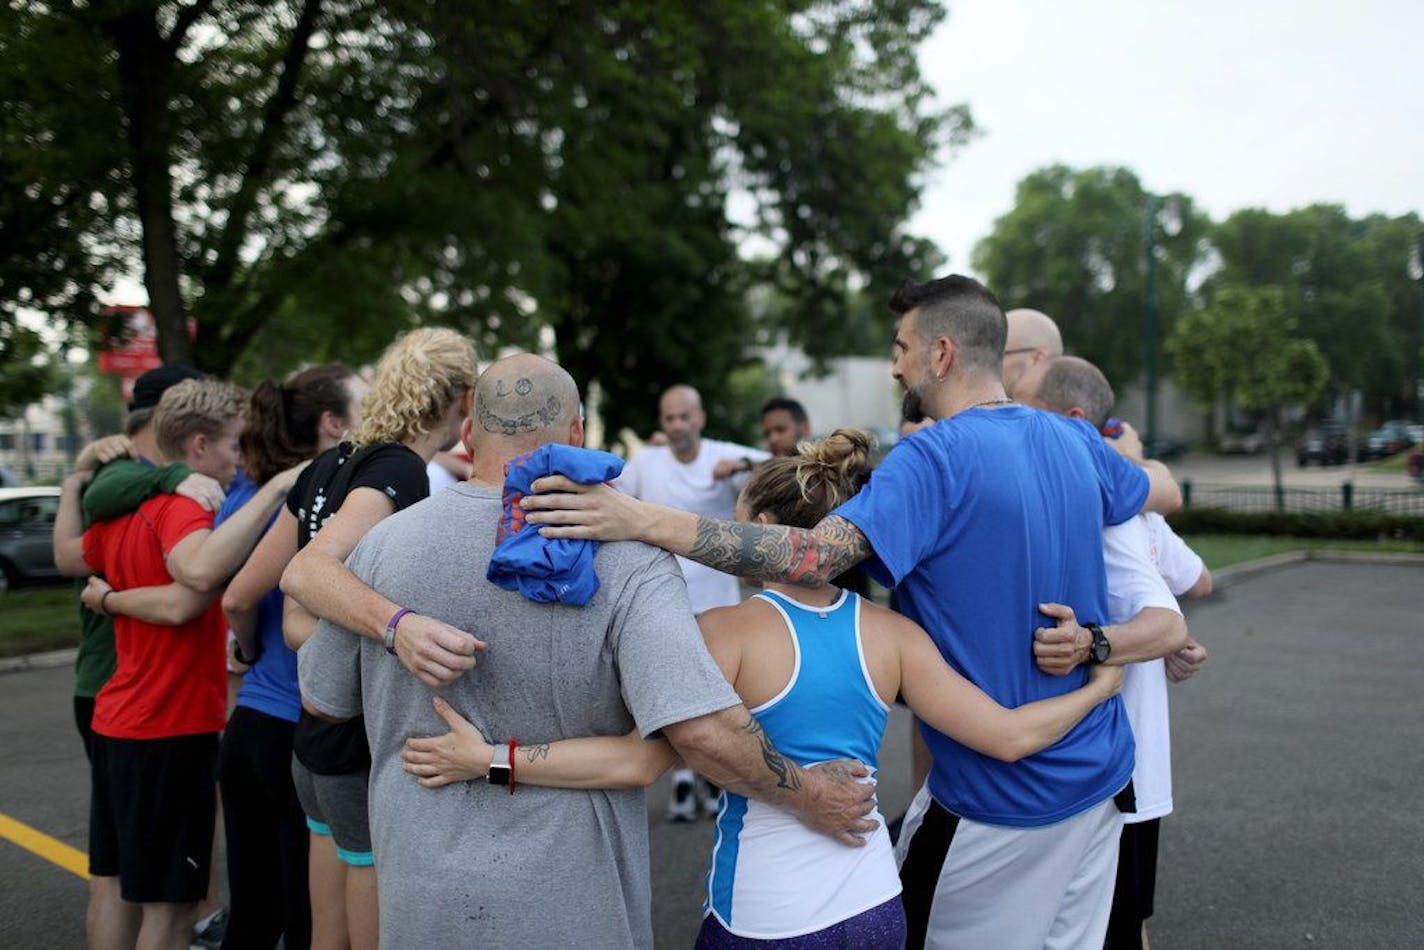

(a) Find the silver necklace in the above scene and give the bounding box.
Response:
[965,397,1013,411]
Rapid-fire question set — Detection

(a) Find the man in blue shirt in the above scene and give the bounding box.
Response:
[522,275,1182,949]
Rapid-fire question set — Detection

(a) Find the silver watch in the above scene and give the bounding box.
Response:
[487,741,512,786]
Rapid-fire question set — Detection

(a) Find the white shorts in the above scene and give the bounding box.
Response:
[896,785,1123,950]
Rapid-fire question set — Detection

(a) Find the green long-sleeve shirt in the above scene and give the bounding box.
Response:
[73,459,192,698]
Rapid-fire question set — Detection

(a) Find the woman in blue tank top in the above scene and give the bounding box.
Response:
[404,430,1122,948]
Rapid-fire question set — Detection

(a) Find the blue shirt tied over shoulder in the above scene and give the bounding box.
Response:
[486,444,624,606]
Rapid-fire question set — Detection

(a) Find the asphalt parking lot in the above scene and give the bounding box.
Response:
[2,558,1421,948]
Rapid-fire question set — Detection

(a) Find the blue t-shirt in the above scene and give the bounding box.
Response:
[216,471,300,723]
[834,406,1148,827]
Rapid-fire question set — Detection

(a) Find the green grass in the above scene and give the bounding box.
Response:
[1366,449,1418,473]
[1181,533,1424,570]
[0,583,81,658]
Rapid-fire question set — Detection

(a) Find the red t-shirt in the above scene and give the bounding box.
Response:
[84,494,226,739]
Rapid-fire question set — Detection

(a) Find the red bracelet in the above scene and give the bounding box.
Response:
[508,739,518,795]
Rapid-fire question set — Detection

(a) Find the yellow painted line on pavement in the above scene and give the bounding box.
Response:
[0,810,89,880]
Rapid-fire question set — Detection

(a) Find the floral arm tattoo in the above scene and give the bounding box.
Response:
[687,514,871,587]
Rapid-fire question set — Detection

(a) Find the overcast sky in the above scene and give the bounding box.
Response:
[911,0,1424,274]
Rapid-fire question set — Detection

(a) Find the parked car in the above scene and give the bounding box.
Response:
[1144,434,1190,460]
[0,486,61,594]
[1218,429,1266,454]
[1295,424,1351,466]
[1359,420,1417,461]
[1408,423,1424,447]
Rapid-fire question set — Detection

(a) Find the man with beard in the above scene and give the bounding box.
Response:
[521,275,1183,948]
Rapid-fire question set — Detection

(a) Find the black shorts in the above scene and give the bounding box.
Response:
[1106,818,1162,949]
[89,732,219,903]
[74,695,96,763]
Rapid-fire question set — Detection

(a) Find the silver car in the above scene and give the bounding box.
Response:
[0,486,61,593]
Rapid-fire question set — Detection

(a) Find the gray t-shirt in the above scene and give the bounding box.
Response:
[299,482,739,949]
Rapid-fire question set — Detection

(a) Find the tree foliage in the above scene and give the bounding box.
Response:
[1209,205,1424,416]
[0,322,55,419]
[971,165,1210,387]
[1167,286,1328,412]
[1167,286,1328,507]
[1,1,963,443]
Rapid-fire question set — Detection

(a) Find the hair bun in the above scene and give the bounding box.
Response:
[802,428,873,473]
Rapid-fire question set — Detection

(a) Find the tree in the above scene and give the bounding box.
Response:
[1167,287,1329,509]
[1208,206,1424,417]
[0,322,55,419]
[3,1,964,444]
[972,165,1211,388]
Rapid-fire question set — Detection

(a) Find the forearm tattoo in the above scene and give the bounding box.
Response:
[688,514,870,587]
[522,743,549,764]
[741,714,801,792]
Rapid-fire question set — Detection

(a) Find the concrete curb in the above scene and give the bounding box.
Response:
[1211,548,1424,593]
[1308,550,1424,567]
[1212,550,1310,590]
[0,647,77,676]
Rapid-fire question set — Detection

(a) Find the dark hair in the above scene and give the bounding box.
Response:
[240,363,356,484]
[742,429,875,529]
[760,396,808,424]
[888,275,1007,373]
[1034,356,1115,428]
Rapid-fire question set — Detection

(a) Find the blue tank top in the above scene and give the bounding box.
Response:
[704,589,899,939]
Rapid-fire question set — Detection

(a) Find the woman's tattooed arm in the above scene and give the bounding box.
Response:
[686,514,871,587]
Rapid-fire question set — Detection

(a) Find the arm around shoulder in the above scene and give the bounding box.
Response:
[1140,460,1182,514]
[53,473,93,577]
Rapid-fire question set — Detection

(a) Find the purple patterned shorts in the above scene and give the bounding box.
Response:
[694,896,906,950]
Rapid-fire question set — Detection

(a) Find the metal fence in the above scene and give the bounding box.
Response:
[1182,481,1424,516]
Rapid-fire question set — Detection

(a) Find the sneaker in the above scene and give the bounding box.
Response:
[667,775,697,822]
[699,779,722,818]
[191,907,228,949]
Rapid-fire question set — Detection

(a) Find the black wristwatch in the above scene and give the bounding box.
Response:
[1085,623,1111,666]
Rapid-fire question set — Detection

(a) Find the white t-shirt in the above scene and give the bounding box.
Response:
[614,438,769,614]
[1144,512,1206,597]
[427,460,460,495]
[1102,515,1182,823]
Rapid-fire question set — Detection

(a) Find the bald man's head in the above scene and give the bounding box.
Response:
[470,353,582,456]
[1002,308,1064,397]
[658,384,705,460]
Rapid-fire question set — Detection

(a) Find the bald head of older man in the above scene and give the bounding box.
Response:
[466,353,585,470]
[1002,308,1064,398]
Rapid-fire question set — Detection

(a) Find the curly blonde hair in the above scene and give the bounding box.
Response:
[154,379,249,461]
[741,428,876,529]
[349,328,479,447]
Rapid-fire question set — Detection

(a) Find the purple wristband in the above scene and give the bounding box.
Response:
[384,607,414,656]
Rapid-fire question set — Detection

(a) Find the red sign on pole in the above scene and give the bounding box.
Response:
[98,306,162,376]
[98,306,198,400]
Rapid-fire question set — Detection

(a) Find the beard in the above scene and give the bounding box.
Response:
[900,388,929,427]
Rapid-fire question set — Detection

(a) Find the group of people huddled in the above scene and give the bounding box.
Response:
[56,274,1210,950]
